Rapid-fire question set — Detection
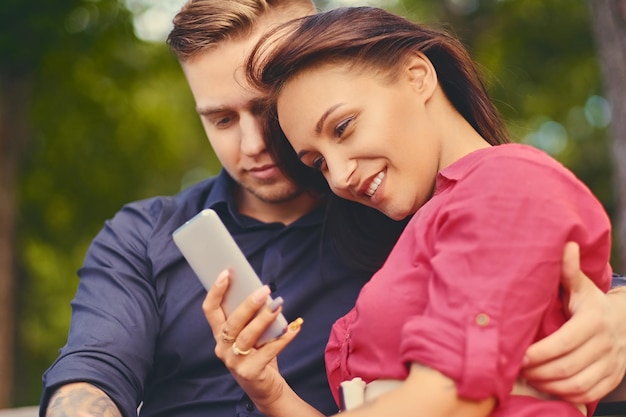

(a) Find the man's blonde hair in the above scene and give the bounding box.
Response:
[167,0,315,62]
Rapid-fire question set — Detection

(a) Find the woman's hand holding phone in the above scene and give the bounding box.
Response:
[202,269,303,411]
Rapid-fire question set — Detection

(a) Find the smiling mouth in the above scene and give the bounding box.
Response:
[365,171,385,197]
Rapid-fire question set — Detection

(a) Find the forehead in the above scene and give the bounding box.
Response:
[276,65,362,146]
[182,9,308,111]
[277,63,368,115]
[182,35,262,110]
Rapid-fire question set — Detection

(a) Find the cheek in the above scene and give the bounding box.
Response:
[207,132,240,162]
[277,110,306,146]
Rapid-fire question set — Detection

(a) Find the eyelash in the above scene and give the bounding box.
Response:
[308,115,355,170]
[311,156,326,170]
[211,114,236,129]
[334,117,353,138]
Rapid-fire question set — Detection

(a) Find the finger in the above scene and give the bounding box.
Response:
[202,269,232,338]
[523,241,597,368]
[223,284,272,338]
[523,334,605,383]
[523,315,589,368]
[228,317,304,377]
[528,360,618,403]
[235,297,286,350]
[560,241,582,296]
[249,317,304,364]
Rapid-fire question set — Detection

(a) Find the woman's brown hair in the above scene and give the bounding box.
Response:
[248,6,509,149]
[248,7,513,270]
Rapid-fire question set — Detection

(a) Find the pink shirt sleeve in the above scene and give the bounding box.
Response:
[399,151,612,403]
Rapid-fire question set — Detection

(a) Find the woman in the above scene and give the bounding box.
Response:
[205,7,612,417]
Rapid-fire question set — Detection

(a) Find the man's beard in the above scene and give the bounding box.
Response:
[240,179,304,204]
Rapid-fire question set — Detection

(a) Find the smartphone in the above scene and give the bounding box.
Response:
[173,208,288,347]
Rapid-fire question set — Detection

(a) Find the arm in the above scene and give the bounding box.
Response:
[203,273,495,417]
[46,382,122,417]
[335,364,494,417]
[41,203,161,416]
[522,242,626,403]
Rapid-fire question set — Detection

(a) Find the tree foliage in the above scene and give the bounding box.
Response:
[3,0,620,407]
[6,0,215,406]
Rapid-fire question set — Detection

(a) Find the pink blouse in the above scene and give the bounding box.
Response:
[325,144,612,416]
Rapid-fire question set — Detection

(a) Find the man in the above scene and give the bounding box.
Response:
[39,1,626,416]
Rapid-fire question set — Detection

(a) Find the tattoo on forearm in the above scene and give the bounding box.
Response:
[47,383,122,417]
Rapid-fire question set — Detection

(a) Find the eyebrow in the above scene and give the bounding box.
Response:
[196,105,226,116]
[315,103,345,135]
[296,149,309,160]
[196,97,267,117]
[296,103,346,160]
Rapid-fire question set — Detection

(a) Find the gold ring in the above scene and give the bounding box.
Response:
[232,342,252,356]
[221,330,235,344]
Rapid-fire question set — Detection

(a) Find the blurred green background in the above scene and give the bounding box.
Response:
[0,0,621,408]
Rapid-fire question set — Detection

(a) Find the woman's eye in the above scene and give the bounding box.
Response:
[334,117,353,137]
[312,156,326,170]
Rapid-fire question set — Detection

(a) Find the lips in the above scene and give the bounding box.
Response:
[248,164,281,180]
[364,171,385,197]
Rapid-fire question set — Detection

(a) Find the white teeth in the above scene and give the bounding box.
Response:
[365,171,385,197]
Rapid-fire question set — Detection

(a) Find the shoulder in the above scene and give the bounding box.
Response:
[457,144,582,193]
[97,176,221,247]
[471,143,566,172]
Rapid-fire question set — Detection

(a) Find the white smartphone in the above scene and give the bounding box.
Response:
[173,208,288,347]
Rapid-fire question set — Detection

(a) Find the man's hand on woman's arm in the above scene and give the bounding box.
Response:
[45,382,122,417]
[522,242,626,403]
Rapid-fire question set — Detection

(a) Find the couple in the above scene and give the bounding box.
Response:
[39,1,626,417]
[204,5,619,417]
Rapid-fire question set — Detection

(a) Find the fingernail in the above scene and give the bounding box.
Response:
[252,285,271,303]
[288,317,304,332]
[268,296,284,313]
[215,270,229,287]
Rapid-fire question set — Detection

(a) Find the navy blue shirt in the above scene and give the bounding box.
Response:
[40,170,626,417]
[40,171,371,417]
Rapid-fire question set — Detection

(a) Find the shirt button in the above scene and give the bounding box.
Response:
[245,401,256,411]
[475,313,490,326]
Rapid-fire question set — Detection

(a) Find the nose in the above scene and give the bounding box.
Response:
[239,114,266,156]
[325,153,355,195]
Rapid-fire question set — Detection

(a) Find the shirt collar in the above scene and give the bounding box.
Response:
[435,146,493,195]
[203,169,325,229]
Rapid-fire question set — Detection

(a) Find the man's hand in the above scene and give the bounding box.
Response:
[521,242,626,403]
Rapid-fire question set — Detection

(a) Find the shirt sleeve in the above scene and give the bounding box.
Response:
[40,198,165,417]
[399,154,612,404]
[611,273,626,289]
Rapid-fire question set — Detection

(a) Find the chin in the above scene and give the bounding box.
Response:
[246,183,302,204]
[381,204,413,221]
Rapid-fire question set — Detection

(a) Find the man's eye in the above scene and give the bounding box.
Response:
[213,115,236,128]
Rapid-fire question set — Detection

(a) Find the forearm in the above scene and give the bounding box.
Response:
[600,286,626,402]
[45,382,122,417]
[337,364,494,417]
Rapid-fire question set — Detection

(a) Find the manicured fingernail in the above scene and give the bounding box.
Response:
[215,270,229,287]
[289,317,304,332]
[268,296,284,313]
[252,285,271,303]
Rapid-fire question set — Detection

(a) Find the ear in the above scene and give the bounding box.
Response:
[404,52,437,101]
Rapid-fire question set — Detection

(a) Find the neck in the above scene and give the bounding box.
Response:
[433,89,492,170]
